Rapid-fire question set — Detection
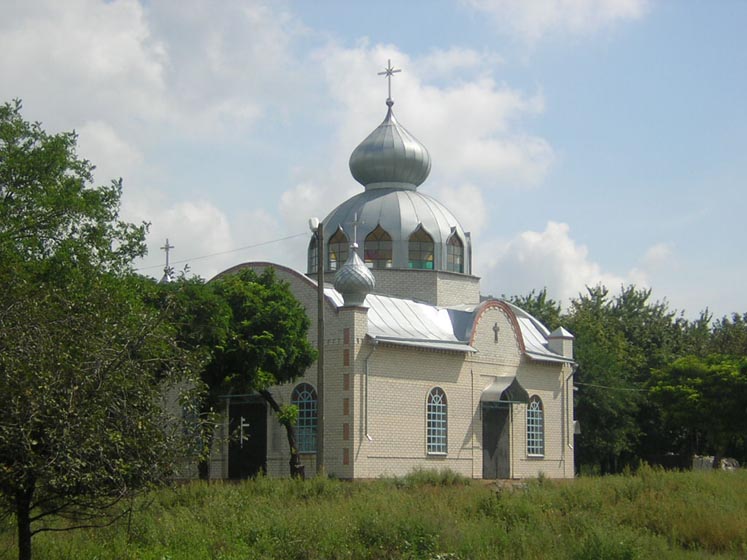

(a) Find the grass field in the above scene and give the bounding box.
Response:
[2,466,746,559]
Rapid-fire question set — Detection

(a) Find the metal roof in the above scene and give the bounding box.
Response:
[349,102,431,189]
[325,288,474,352]
[502,301,575,364]
[323,289,571,361]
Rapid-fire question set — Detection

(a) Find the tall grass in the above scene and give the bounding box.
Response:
[2,466,746,559]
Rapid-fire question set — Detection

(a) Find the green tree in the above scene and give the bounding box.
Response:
[650,355,747,464]
[505,288,562,331]
[710,313,747,356]
[158,269,318,478]
[563,286,643,473]
[0,100,203,560]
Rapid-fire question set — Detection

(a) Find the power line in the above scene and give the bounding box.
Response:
[575,381,647,392]
[136,231,309,272]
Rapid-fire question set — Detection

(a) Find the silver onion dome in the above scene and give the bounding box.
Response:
[349,100,431,190]
[334,244,375,306]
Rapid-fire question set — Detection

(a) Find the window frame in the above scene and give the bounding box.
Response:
[364,225,393,269]
[327,228,349,272]
[307,235,318,274]
[526,395,545,457]
[291,383,318,454]
[446,233,464,273]
[426,387,448,456]
[408,226,435,270]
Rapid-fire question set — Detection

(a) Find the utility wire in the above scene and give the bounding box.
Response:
[135,231,309,272]
[575,381,648,392]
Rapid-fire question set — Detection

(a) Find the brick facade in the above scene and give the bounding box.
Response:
[213,262,575,480]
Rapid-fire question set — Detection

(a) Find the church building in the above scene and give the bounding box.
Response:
[211,64,576,480]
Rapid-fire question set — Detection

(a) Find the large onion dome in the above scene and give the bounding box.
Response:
[309,95,472,278]
[349,100,431,190]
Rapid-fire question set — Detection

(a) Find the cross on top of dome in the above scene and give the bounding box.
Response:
[378,59,401,106]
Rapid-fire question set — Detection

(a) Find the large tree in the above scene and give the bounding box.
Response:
[649,355,747,464]
[0,100,203,560]
[157,269,318,478]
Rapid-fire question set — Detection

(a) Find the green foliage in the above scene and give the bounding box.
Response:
[0,100,204,560]
[3,469,747,559]
[200,267,317,402]
[505,287,562,331]
[650,355,747,460]
[0,99,147,271]
[507,283,747,473]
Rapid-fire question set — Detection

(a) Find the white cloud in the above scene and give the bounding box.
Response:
[306,43,554,199]
[477,221,630,303]
[464,0,648,42]
[432,184,488,235]
[76,121,144,186]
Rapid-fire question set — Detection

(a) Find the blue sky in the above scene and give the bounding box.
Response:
[2,0,745,318]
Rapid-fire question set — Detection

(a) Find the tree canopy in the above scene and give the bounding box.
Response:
[157,268,317,478]
[0,100,204,560]
[510,284,747,473]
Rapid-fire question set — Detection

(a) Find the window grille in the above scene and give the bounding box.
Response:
[408,227,434,270]
[527,395,544,456]
[427,387,448,454]
[328,229,349,271]
[291,383,317,453]
[364,225,393,269]
[307,235,318,274]
[446,234,464,273]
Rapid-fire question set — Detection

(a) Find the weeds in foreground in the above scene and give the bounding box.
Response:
[1,467,746,559]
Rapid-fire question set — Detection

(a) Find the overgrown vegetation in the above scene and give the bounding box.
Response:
[1,467,745,559]
[506,287,747,473]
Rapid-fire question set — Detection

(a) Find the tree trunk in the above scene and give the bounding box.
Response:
[16,486,33,560]
[259,389,304,479]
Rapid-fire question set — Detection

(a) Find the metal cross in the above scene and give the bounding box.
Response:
[378,59,401,102]
[350,212,364,248]
[160,238,174,269]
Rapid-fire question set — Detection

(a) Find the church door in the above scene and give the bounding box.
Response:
[228,398,267,479]
[482,404,511,479]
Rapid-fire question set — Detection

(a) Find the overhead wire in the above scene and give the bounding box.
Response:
[135,231,309,272]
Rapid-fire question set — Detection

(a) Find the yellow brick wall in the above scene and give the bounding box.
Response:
[214,263,575,481]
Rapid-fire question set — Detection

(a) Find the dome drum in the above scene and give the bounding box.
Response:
[314,188,472,275]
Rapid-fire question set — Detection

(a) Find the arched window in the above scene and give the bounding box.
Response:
[291,383,318,453]
[426,387,447,454]
[446,233,464,273]
[327,228,349,271]
[527,395,544,456]
[408,227,434,270]
[364,225,392,269]
[307,235,318,274]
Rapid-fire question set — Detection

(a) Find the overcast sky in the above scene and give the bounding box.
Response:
[2,0,745,318]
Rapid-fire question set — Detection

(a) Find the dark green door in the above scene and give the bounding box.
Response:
[482,404,510,479]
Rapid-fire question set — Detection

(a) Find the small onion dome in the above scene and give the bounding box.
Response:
[349,100,431,190]
[334,244,375,306]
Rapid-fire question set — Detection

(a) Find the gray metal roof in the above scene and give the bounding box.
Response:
[323,289,571,361]
[502,301,575,364]
[349,102,431,189]
[324,288,474,353]
[321,188,471,273]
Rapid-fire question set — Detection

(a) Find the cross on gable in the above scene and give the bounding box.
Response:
[377,59,402,102]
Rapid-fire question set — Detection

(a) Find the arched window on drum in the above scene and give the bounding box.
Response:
[408,226,434,270]
[446,233,464,273]
[364,225,393,269]
[327,228,349,272]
